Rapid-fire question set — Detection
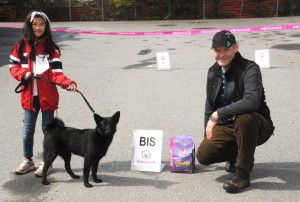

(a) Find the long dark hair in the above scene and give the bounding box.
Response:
[16,10,60,61]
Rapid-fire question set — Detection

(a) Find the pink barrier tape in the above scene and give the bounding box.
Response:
[1,23,299,36]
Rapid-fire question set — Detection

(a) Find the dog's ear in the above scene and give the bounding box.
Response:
[94,113,103,124]
[112,111,120,124]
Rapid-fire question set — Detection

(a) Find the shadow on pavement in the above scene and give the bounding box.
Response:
[2,161,298,199]
[214,162,300,191]
[2,161,176,199]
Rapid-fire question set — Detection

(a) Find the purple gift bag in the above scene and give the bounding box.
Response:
[170,135,195,173]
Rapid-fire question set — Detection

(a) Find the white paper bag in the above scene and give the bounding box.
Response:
[131,129,164,172]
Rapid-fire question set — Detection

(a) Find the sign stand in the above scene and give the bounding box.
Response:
[255,49,270,68]
[131,129,165,172]
[156,52,171,70]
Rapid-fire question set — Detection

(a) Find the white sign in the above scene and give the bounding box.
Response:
[156,52,171,70]
[35,55,50,74]
[255,49,270,68]
[131,129,165,172]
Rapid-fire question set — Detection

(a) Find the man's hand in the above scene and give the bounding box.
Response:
[206,120,218,139]
[206,111,219,139]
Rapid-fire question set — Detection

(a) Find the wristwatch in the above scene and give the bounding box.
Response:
[209,113,218,122]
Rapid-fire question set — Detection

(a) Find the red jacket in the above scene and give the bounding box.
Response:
[9,37,75,112]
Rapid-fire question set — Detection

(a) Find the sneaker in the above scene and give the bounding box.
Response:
[34,162,54,177]
[225,161,237,173]
[15,159,35,175]
[223,167,250,193]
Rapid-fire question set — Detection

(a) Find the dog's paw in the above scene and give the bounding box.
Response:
[42,181,50,185]
[94,178,102,183]
[84,183,93,188]
[71,175,80,179]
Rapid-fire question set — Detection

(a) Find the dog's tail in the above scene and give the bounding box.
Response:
[45,118,65,135]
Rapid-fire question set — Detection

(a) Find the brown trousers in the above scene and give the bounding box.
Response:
[196,113,274,172]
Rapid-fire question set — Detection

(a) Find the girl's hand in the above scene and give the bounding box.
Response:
[67,83,77,91]
[22,72,34,80]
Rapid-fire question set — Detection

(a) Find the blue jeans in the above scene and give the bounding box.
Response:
[22,96,54,160]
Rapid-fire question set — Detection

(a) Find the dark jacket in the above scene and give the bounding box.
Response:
[204,52,271,130]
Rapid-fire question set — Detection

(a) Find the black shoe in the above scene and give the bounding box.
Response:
[223,167,250,193]
[225,161,236,173]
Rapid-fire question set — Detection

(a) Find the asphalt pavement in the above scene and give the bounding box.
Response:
[0,17,300,202]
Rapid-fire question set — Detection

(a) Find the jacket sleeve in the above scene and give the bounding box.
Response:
[9,44,27,81]
[204,69,217,136]
[217,62,262,119]
[49,48,76,88]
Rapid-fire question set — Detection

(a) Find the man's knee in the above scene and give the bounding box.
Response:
[235,113,256,127]
[196,143,215,166]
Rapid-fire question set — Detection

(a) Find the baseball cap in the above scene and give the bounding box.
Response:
[211,30,236,49]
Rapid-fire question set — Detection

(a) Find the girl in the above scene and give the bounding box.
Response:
[9,10,77,176]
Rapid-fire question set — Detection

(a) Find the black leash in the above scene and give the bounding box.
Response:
[15,75,96,114]
[75,90,95,114]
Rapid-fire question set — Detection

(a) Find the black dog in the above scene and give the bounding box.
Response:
[42,111,120,188]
